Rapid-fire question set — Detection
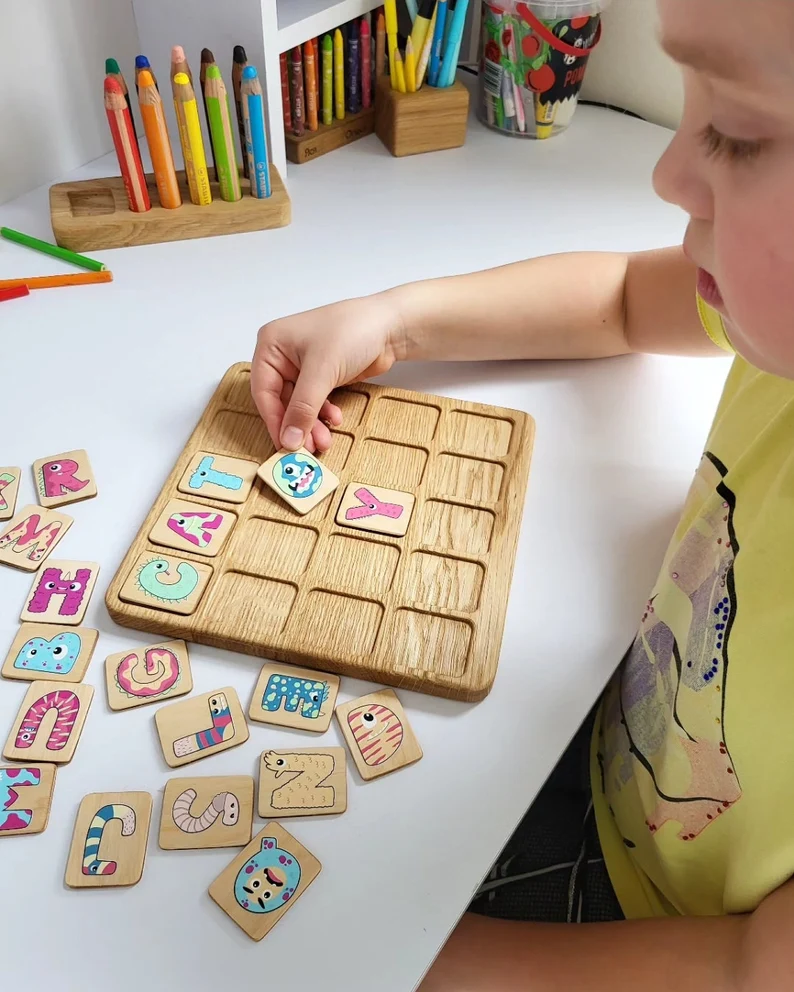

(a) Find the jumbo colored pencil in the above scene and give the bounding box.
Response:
[280,51,292,130]
[334,28,345,119]
[138,69,181,208]
[347,21,360,113]
[204,65,242,201]
[105,58,139,152]
[232,45,250,177]
[173,72,212,205]
[303,40,318,131]
[104,75,150,212]
[0,227,105,272]
[241,66,271,198]
[322,34,333,125]
[290,47,305,136]
[0,272,113,291]
[200,48,217,177]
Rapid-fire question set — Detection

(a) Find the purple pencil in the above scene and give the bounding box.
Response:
[347,20,361,113]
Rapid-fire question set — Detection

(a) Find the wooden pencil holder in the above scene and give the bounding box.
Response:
[375,76,470,157]
[285,106,376,165]
[49,167,290,252]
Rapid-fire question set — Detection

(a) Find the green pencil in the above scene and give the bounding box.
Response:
[204,65,242,202]
[0,227,105,272]
[322,34,333,126]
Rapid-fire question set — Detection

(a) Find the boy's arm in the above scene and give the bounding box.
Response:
[393,245,721,363]
[419,878,794,992]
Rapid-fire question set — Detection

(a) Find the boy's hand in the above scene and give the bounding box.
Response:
[252,294,404,453]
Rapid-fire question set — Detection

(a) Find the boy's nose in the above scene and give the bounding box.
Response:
[653,128,713,223]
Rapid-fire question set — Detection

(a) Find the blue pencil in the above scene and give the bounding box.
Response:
[438,0,469,87]
[428,0,448,86]
[241,65,271,198]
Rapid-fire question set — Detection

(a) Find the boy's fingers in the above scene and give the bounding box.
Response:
[251,360,288,451]
[310,420,333,452]
[280,359,338,450]
[318,399,343,427]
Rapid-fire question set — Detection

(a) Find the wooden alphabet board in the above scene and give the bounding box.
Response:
[0,763,57,836]
[105,639,192,711]
[33,449,97,508]
[336,689,423,781]
[159,775,254,850]
[258,748,347,818]
[155,687,249,768]
[0,506,73,572]
[0,467,21,521]
[257,448,340,515]
[65,791,152,887]
[105,364,534,701]
[3,681,94,764]
[209,824,322,941]
[249,662,340,733]
[2,624,98,683]
[20,560,100,625]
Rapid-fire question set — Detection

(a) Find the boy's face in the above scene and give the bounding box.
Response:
[653,0,794,377]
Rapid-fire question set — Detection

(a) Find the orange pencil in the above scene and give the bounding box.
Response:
[376,11,386,77]
[104,76,150,213]
[138,70,181,209]
[0,272,113,291]
[303,40,318,131]
[312,37,320,116]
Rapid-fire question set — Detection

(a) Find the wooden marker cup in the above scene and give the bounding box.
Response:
[375,76,469,157]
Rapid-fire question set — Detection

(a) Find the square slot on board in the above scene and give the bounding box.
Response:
[354,440,428,490]
[317,534,399,596]
[421,501,494,556]
[299,591,383,657]
[404,552,484,612]
[205,410,275,463]
[428,454,504,504]
[203,572,297,635]
[248,483,331,524]
[441,411,513,457]
[224,370,256,413]
[228,518,317,579]
[388,609,472,679]
[367,398,440,443]
[330,388,368,428]
[323,432,354,475]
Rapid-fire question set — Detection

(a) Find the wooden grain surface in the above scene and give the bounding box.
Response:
[49,167,290,252]
[285,106,375,164]
[106,363,534,701]
[2,624,98,683]
[0,763,57,836]
[159,775,254,850]
[375,77,469,157]
[64,791,152,887]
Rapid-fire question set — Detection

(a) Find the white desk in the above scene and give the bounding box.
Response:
[0,107,731,991]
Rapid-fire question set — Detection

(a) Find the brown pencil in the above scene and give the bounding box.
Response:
[200,47,217,179]
[232,45,250,177]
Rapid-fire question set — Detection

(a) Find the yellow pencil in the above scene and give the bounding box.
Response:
[405,38,416,92]
[416,3,438,88]
[334,28,345,119]
[173,72,212,205]
[385,0,399,81]
[393,48,407,93]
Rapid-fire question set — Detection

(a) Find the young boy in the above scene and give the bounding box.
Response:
[252,0,794,987]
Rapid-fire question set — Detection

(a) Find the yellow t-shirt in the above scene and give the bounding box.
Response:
[592,299,794,918]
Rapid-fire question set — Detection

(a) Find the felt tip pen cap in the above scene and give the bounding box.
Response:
[135,55,151,68]
[137,69,155,86]
[104,75,124,93]
[105,57,120,74]
[233,45,247,63]
[242,65,258,79]
[173,71,190,85]
[171,45,186,62]
[206,64,222,79]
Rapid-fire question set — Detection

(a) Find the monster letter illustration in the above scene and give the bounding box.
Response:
[166,510,224,549]
[262,675,328,720]
[264,751,336,810]
[82,803,136,875]
[234,836,302,913]
[172,788,239,833]
[116,647,181,698]
[272,452,323,500]
[0,472,16,513]
[39,459,89,500]
[15,689,80,751]
[0,766,41,832]
[0,512,64,563]
[13,631,82,676]
[173,693,235,757]
[347,702,404,766]
[27,566,91,617]
[188,456,243,493]
[137,558,199,602]
[345,487,404,522]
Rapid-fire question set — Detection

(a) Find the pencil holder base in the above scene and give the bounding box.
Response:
[375,76,469,157]
[285,106,376,164]
[49,167,291,251]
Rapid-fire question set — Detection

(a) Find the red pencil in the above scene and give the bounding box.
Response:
[104,76,150,212]
[0,285,29,303]
[279,51,292,130]
[361,18,372,108]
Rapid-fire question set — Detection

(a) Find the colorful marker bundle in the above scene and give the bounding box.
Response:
[103,43,273,213]
[386,0,469,93]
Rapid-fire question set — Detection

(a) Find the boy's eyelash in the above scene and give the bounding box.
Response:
[700,124,765,163]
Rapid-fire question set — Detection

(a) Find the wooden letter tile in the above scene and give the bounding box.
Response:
[2,623,98,683]
[0,763,57,836]
[20,560,100,625]
[177,451,259,504]
[65,792,152,887]
[155,687,249,768]
[105,639,192,711]
[336,688,422,781]
[3,680,94,764]
[0,467,21,521]
[336,482,415,537]
[33,449,97,508]
[257,448,339,515]
[159,775,254,849]
[209,823,322,941]
[258,748,347,818]
[249,662,339,733]
[118,552,213,615]
[0,505,74,572]
[149,498,236,557]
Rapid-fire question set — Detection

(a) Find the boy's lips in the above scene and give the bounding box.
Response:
[697,267,726,312]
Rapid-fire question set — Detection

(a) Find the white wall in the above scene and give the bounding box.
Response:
[582,0,684,130]
[0,0,139,205]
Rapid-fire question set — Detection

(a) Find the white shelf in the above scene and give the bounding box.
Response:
[277,0,381,51]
